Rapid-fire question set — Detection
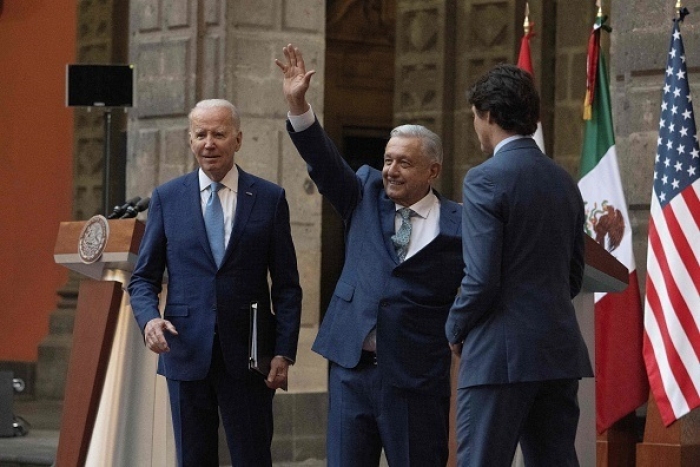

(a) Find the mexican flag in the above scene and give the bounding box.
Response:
[578,17,648,433]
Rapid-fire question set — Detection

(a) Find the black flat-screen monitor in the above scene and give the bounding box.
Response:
[66,64,134,107]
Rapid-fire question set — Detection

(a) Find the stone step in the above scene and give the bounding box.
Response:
[46,308,75,336]
[35,335,73,401]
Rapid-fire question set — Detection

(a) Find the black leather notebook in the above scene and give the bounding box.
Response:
[248,301,278,384]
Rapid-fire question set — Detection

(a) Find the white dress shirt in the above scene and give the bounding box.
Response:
[397,192,441,261]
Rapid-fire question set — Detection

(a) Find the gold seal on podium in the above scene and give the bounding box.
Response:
[78,215,110,264]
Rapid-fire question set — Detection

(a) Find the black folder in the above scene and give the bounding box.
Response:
[248,301,277,380]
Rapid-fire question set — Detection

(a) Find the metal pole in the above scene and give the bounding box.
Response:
[102,109,112,215]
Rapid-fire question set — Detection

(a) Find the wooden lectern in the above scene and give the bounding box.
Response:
[53,218,144,467]
[636,391,700,465]
[447,235,631,467]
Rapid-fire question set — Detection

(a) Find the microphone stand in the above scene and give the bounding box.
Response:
[102,108,113,216]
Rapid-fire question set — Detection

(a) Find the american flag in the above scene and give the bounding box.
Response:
[643,10,700,426]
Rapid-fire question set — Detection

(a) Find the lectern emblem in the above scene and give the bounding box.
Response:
[78,215,110,264]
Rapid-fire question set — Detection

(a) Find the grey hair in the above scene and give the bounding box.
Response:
[389,124,443,164]
[189,99,241,129]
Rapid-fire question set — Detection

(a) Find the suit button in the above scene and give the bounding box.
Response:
[393,270,400,277]
[380,300,388,307]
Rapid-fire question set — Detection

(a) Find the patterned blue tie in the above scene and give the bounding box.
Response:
[391,207,414,262]
[205,182,225,265]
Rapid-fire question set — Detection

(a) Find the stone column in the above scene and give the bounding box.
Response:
[224,0,326,328]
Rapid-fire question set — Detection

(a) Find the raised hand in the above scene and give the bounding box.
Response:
[275,43,316,115]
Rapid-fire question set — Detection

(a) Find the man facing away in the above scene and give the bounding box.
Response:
[127,99,302,467]
[446,64,593,467]
[276,44,464,467]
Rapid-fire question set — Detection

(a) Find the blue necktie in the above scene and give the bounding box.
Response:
[205,182,225,265]
[391,207,414,262]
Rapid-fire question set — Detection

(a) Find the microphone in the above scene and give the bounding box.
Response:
[107,196,141,219]
[121,197,150,218]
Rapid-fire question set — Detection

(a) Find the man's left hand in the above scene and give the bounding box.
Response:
[266,356,290,390]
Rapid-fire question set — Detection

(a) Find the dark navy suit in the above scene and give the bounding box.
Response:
[128,166,301,467]
[446,138,593,466]
[289,120,464,466]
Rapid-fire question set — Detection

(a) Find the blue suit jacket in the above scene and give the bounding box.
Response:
[127,166,302,381]
[446,138,593,388]
[288,120,464,396]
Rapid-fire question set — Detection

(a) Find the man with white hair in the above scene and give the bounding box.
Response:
[128,99,302,466]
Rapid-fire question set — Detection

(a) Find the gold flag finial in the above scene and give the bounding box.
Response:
[523,2,530,35]
[676,0,683,16]
[597,0,603,18]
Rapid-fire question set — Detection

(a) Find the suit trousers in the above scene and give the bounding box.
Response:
[327,361,450,467]
[455,379,581,467]
[166,334,275,467]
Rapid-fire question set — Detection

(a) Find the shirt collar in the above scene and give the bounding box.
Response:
[198,165,239,193]
[493,134,530,156]
[395,189,438,219]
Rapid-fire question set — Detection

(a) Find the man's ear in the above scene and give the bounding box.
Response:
[429,162,442,180]
[234,130,243,151]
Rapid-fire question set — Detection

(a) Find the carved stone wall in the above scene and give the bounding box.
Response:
[394,1,593,200]
[394,0,552,200]
[394,0,456,196]
[449,0,519,198]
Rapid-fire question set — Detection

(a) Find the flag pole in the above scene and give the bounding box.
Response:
[523,2,530,35]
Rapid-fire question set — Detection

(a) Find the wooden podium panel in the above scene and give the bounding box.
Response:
[582,234,628,293]
[54,218,144,280]
[636,394,700,466]
[55,280,123,467]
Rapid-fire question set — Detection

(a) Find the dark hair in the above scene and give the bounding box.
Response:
[467,64,540,136]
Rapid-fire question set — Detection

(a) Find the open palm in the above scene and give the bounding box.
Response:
[275,43,315,114]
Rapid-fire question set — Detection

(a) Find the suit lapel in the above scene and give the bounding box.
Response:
[380,192,400,263]
[436,191,460,236]
[182,171,216,264]
[224,166,256,261]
